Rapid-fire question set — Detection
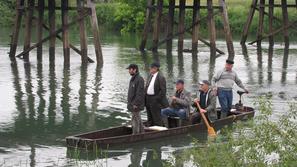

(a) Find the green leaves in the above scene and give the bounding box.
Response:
[166,96,297,166]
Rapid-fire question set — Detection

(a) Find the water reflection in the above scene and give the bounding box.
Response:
[281,46,289,85]
[241,44,255,84]
[257,46,263,86]
[48,65,57,128]
[61,66,71,131]
[191,54,198,84]
[268,45,273,84]
[177,52,184,79]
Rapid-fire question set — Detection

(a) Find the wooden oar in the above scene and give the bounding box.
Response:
[195,102,217,137]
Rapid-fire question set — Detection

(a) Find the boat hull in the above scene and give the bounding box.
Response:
[66,108,255,150]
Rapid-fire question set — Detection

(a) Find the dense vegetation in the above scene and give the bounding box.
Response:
[166,96,297,166]
[1,0,297,35]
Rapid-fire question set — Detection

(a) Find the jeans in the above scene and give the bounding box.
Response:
[161,108,187,120]
[218,89,233,118]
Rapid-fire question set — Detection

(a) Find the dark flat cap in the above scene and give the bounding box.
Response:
[126,64,138,69]
[150,62,160,68]
[226,59,234,64]
[199,80,211,85]
[175,79,184,85]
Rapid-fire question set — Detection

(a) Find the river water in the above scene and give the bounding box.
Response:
[0,29,297,166]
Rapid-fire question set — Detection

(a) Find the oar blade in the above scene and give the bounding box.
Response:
[208,127,217,137]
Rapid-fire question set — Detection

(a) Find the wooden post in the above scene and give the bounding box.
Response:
[152,0,163,52]
[207,0,216,57]
[219,0,234,59]
[166,0,175,52]
[192,0,200,54]
[23,0,35,62]
[257,0,265,47]
[241,0,258,44]
[77,0,88,64]
[37,0,44,62]
[9,0,25,62]
[268,0,274,47]
[87,0,103,65]
[281,0,289,47]
[139,0,154,51]
[48,0,56,64]
[178,0,186,53]
[62,0,70,66]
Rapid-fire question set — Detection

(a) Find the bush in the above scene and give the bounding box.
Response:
[166,96,297,166]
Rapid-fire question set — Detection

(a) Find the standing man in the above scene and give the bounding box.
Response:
[127,64,145,134]
[145,62,169,126]
[161,79,191,127]
[191,80,217,124]
[213,59,249,118]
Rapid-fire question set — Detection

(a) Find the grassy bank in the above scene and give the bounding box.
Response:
[1,0,297,35]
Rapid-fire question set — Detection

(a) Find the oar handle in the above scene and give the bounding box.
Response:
[195,101,211,128]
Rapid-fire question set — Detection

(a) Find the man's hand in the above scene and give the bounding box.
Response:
[194,98,200,103]
[200,109,207,113]
[172,96,177,101]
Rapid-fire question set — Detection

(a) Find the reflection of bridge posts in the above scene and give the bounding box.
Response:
[24,63,36,129]
[177,52,185,79]
[61,66,71,130]
[281,46,289,84]
[208,56,216,82]
[48,65,56,127]
[192,54,199,84]
[241,44,255,84]
[78,64,88,127]
[37,63,46,129]
[91,66,102,112]
[268,45,273,84]
[257,47,263,86]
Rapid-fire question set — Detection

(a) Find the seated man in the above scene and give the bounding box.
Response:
[191,80,217,124]
[161,79,191,127]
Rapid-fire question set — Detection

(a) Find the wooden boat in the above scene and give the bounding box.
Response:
[66,106,255,150]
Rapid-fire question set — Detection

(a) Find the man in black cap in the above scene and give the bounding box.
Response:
[212,59,249,118]
[127,64,145,134]
[191,80,217,124]
[161,79,191,127]
[145,62,169,126]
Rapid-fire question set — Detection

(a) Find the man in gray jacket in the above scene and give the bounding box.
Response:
[127,64,145,134]
[161,79,191,127]
[213,59,248,118]
[191,80,217,124]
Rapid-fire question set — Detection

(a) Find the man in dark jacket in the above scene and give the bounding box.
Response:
[191,80,217,124]
[145,62,169,126]
[127,64,145,134]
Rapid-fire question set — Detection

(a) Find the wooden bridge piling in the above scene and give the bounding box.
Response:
[241,0,296,48]
[9,0,103,65]
[141,0,234,57]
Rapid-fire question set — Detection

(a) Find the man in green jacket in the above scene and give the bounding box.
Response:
[191,80,217,124]
[127,64,145,134]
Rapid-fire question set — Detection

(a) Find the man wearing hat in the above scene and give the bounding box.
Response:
[191,80,217,124]
[127,64,145,134]
[145,62,169,126]
[212,59,249,118]
[161,79,191,127]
